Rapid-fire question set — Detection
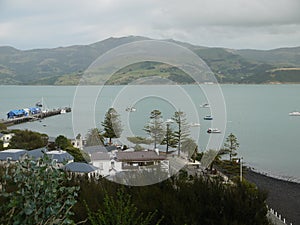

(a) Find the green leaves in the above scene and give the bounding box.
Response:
[101,108,122,144]
[0,155,79,225]
[144,109,165,149]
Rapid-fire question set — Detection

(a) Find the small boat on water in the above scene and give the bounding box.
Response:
[125,107,136,112]
[200,103,210,108]
[204,115,213,120]
[289,111,300,116]
[190,122,201,127]
[207,128,221,133]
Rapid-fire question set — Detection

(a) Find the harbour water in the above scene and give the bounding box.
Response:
[1,84,300,181]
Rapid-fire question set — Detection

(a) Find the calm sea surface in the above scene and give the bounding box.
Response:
[1,84,300,181]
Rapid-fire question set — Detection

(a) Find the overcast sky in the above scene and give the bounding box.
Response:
[1,0,300,50]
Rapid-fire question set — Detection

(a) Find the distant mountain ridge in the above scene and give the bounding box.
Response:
[0,36,300,85]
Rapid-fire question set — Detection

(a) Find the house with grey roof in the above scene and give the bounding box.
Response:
[83,145,118,155]
[115,150,169,172]
[64,162,99,177]
[27,147,48,160]
[0,149,28,163]
[45,150,74,167]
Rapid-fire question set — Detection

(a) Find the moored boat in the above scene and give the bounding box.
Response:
[126,107,136,112]
[289,111,300,116]
[204,115,213,120]
[200,103,210,108]
[207,128,221,133]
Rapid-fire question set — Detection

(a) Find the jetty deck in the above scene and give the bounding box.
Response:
[0,107,71,127]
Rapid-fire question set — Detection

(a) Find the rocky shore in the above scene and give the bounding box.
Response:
[245,169,300,225]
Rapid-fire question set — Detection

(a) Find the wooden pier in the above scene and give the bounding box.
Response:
[0,107,71,127]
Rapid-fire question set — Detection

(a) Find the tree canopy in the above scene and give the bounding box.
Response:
[224,133,240,160]
[172,111,190,156]
[144,109,165,149]
[101,108,122,144]
[8,129,48,150]
[85,128,104,146]
[0,155,79,225]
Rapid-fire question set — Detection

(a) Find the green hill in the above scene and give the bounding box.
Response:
[0,36,299,85]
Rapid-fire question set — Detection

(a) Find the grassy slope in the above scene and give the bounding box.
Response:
[0,37,299,85]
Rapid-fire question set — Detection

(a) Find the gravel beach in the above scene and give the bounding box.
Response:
[244,169,300,225]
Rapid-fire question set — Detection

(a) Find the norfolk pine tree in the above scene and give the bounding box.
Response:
[102,108,122,145]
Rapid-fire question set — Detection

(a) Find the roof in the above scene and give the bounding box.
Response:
[116,151,167,162]
[83,145,117,154]
[0,149,28,161]
[46,150,74,163]
[27,147,48,159]
[0,133,3,138]
[91,152,110,161]
[64,162,99,173]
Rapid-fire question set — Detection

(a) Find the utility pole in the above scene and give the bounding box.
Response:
[240,157,243,182]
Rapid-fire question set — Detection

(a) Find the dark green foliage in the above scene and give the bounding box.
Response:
[87,189,160,225]
[161,123,177,154]
[69,175,269,225]
[0,123,7,131]
[144,110,165,149]
[101,108,122,144]
[0,155,79,225]
[224,133,240,161]
[172,111,190,156]
[8,129,48,150]
[0,140,3,151]
[55,134,72,149]
[66,146,89,162]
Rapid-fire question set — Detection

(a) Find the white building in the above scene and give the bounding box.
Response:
[0,133,15,148]
[90,152,121,177]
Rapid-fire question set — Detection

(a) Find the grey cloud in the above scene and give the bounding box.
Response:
[0,0,299,49]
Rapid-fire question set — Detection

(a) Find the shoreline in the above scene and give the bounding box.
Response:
[245,165,300,184]
[245,168,300,225]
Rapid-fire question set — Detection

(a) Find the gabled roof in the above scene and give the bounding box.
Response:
[64,162,99,173]
[46,150,74,163]
[83,145,117,154]
[27,147,48,159]
[0,149,28,161]
[116,150,167,162]
[91,152,110,161]
[0,133,4,138]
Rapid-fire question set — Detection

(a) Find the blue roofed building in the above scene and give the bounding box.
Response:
[7,109,28,119]
[45,150,74,167]
[27,147,48,160]
[64,162,99,177]
[0,149,28,163]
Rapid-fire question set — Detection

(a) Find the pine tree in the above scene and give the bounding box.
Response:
[144,109,165,149]
[85,128,104,146]
[172,111,190,156]
[102,108,122,145]
[161,122,177,154]
[224,133,240,161]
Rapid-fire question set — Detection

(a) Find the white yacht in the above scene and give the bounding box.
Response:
[289,111,300,116]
